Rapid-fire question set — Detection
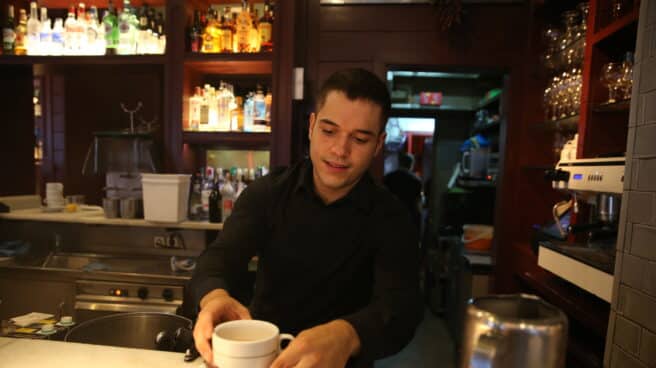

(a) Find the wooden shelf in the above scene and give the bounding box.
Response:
[591,99,630,112]
[0,55,166,66]
[591,7,639,46]
[183,131,271,149]
[34,0,166,8]
[184,52,273,75]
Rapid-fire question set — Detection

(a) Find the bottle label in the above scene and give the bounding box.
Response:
[259,23,271,44]
[201,189,211,211]
[52,32,63,44]
[3,28,16,47]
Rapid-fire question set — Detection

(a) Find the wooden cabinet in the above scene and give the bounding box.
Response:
[0,0,295,198]
[495,1,640,367]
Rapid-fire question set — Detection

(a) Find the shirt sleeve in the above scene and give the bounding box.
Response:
[341,204,423,366]
[187,177,271,308]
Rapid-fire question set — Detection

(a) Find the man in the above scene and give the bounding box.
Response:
[189,68,422,368]
[383,152,423,232]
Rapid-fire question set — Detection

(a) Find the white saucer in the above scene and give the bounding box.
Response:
[36,329,57,336]
[55,321,75,327]
[41,206,65,213]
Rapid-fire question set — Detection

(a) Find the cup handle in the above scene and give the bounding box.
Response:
[279,333,295,351]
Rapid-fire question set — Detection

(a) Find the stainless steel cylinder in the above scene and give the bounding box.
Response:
[598,194,620,224]
[102,198,120,218]
[460,294,568,368]
[120,198,142,219]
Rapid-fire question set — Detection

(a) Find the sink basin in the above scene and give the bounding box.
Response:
[41,253,185,276]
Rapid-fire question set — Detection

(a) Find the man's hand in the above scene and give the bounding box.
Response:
[271,320,361,368]
[193,289,252,366]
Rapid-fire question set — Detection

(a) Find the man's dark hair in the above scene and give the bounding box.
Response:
[316,68,391,132]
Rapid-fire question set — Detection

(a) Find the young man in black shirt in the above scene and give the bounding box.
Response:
[190,68,422,368]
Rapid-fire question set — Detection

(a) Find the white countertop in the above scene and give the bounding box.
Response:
[0,207,222,231]
[0,337,204,368]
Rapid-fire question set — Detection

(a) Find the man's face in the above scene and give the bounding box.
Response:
[308,91,386,203]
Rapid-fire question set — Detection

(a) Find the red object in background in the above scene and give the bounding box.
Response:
[419,92,443,106]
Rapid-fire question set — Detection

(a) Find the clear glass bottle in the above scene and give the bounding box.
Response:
[86,6,100,55]
[26,2,40,55]
[64,5,77,54]
[76,3,88,54]
[51,18,64,55]
[38,8,51,56]
[254,85,267,125]
[188,86,202,131]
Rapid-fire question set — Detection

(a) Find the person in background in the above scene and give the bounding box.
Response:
[188,68,422,368]
[383,151,423,232]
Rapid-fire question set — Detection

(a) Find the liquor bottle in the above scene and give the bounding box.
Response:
[3,5,16,55]
[235,0,251,53]
[64,5,77,54]
[50,18,63,55]
[201,9,215,53]
[199,87,209,129]
[87,6,100,55]
[219,12,233,53]
[188,86,202,131]
[118,8,132,54]
[136,6,148,54]
[189,10,201,52]
[103,1,118,55]
[265,87,272,123]
[220,173,235,223]
[38,8,51,56]
[259,1,273,52]
[188,172,202,220]
[200,166,214,221]
[248,9,260,52]
[243,92,254,132]
[231,12,238,52]
[217,81,232,131]
[254,85,267,125]
[15,9,27,55]
[76,3,88,54]
[208,175,222,223]
[26,2,40,55]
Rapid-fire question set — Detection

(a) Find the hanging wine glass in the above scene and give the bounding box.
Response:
[601,62,622,104]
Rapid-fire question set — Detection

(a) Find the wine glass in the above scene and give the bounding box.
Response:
[601,62,622,103]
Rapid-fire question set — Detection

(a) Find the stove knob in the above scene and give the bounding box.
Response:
[162,288,174,302]
[138,287,149,300]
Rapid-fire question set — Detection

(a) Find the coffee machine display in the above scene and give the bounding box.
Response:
[539,157,624,302]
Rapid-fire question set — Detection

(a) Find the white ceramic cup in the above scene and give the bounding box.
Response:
[46,182,64,192]
[41,323,55,332]
[212,320,294,368]
[60,316,73,324]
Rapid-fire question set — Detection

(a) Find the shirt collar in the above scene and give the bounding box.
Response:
[294,159,374,213]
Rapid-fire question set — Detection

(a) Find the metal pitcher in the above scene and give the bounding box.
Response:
[460,294,568,368]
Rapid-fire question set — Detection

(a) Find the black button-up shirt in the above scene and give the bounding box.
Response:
[189,159,422,366]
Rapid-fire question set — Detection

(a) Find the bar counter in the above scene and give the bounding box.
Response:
[0,337,202,367]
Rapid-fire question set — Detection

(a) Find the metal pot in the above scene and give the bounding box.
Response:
[65,312,193,352]
[460,294,568,368]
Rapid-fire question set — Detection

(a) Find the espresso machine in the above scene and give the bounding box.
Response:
[539,157,624,302]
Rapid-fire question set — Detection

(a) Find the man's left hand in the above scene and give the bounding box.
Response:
[270,319,361,368]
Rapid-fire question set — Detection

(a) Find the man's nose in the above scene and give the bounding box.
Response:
[331,134,350,158]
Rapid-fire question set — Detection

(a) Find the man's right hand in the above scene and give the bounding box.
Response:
[193,289,252,365]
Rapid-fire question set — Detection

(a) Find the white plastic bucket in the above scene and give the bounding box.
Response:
[141,174,191,223]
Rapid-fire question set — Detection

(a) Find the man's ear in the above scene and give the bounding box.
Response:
[374,132,386,157]
[308,112,316,141]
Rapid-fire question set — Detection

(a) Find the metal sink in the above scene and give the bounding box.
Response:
[41,252,181,276]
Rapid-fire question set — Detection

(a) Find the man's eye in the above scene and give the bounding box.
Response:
[354,137,369,144]
[321,129,334,135]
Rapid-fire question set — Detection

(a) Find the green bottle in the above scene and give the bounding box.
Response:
[2,5,16,54]
[103,0,119,54]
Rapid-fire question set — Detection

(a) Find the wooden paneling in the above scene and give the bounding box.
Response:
[0,65,35,196]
